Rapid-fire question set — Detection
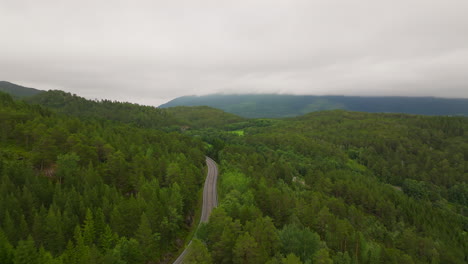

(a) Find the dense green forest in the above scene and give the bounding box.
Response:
[184,111,467,264]
[26,90,243,130]
[0,92,208,263]
[160,94,468,118]
[1,87,467,264]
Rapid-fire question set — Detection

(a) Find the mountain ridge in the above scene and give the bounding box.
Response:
[160,94,468,118]
[0,81,44,98]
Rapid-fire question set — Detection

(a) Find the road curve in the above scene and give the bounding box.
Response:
[173,157,218,264]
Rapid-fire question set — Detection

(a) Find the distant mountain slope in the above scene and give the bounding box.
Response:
[165,106,244,128]
[159,94,468,118]
[27,90,244,129]
[0,81,44,98]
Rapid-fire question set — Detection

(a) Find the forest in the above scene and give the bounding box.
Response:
[184,111,467,263]
[0,89,467,264]
[0,92,207,263]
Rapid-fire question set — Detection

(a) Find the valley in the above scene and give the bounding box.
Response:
[0,87,466,264]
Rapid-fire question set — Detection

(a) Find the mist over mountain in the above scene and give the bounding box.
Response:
[160,94,468,118]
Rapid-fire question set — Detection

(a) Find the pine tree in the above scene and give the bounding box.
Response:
[135,212,160,262]
[32,206,47,248]
[0,229,14,264]
[93,208,106,246]
[114,238,143,264]
[73,225,91,264]
[2,212,15,244]
[43,207,65,254]
[14,236,38,264]
[18,214,29,241]
[99,225,116,252]
[82,209,95,246]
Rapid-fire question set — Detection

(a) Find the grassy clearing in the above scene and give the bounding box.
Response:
[229,130,244,136]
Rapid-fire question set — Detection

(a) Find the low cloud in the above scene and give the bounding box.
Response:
[1,0,467,106]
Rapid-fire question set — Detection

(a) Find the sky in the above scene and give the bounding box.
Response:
[1,0,468,106]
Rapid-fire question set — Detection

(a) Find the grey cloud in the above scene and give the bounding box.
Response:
[1,0,467,106]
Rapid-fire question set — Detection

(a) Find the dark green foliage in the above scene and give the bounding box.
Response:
[195,110,467,263]
[160,94,468,118]
[0,91,206,262]
[0,229,14,264]
[165,106,244,128]
[2,85,468,264]
[14,236,38,264]
[233,232,262,264]
[135,212,160,262]
[279,224,321,262]
[185,239,212,264]
[0,81,43,98]
[27,90,243,130]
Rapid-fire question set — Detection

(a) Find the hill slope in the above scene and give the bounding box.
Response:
[0,81,44,98]
[0,91,207,263]
[27,90,244,130]
[190,110,468,263]
[160,94,468,118]
[2,84,467,263]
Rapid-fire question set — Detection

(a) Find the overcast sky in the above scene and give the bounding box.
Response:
[1,0,467,106]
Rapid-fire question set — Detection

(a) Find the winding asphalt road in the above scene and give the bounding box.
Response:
[173,156,218,264]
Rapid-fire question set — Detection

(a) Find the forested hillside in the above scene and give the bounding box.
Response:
[1,86,467,264]
[27,90,243,130]
[0,91,207,263]
[184,111,467,264]
[160,94,468,118]
[0,81,43,98]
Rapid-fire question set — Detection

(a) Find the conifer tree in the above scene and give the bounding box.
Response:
[0,229,14,264]
[82,209,95,246]
[135,212,160,262]
[14,236,38,264]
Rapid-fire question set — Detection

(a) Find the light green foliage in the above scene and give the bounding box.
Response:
[229,130,245,136]
[282,253,303,264]
[221,171,251,195]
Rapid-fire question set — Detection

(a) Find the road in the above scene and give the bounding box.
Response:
[172,156,218,264]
